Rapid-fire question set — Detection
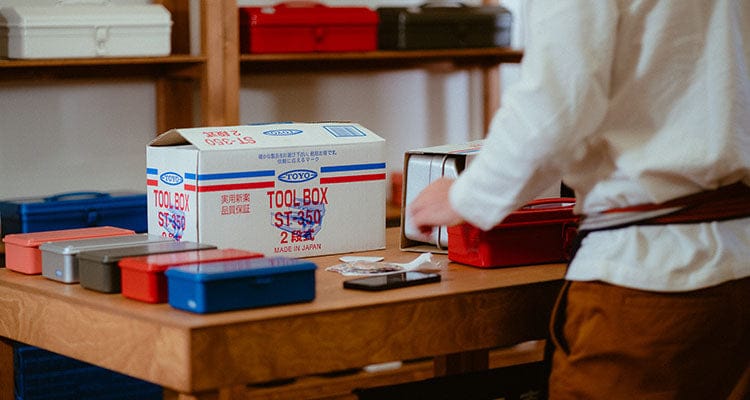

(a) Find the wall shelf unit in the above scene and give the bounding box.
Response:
[0,0,522,134]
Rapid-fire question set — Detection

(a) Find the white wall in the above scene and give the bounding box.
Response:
[0,0,523,199]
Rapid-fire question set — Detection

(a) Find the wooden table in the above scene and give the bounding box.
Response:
[0,228,565,399]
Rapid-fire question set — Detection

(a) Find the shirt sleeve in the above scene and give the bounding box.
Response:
[449,0,619,230]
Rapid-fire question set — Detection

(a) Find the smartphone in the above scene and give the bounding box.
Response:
[343,271,441,291]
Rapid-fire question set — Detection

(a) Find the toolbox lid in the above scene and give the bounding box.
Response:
[118,248,264,273]
[377,4,511,26]
[165,256,317,282]
[39,233,170,256]
[242,3,378,26]
[77,241,216,264]
[2,226,135,248]
[0,5,171,29]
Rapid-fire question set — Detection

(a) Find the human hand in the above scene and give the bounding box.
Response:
[407,178,464,236]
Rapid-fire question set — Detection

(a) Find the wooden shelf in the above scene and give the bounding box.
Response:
[240,47,523,73]
[0,55,205,80]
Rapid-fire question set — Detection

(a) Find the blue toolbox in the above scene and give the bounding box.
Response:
[0,191,148,237]
[165,256,317,313]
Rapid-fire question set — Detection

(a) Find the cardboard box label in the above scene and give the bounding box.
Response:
[147,123,386,257]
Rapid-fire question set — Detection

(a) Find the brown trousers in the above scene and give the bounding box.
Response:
[548,278,750,400]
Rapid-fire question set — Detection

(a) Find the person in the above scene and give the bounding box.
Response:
[407,1,750,399]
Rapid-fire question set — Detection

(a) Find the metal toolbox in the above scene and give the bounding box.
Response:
[239,2,378,53]
[165,256,316,314]
[377,2,512,50]
[40,234,172,284]
[0,4,171,59]
[118,248,264,304]
[0,191,147,237]
[447,198,579,268]
[401,141,482,252]
[77,241,216,294]
[2,226,135,275]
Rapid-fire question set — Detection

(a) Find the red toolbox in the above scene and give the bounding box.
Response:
[118,248,264,304]
[448,198,578,268]
[239,2,379,54]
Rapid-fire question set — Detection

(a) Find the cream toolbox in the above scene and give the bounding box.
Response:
[0,3,171,59]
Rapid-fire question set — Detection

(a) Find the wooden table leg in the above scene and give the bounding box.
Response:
[0,338,15,400]
[433,349,490,376]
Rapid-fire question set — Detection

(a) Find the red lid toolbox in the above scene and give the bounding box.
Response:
[448,198,579,268]
[119,248,264,304]
[239,2,379,54]
[377,3,512,50]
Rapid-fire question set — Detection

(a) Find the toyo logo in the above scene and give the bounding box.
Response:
[159,172,183,186]
[263,129,303,136]
[278,169,318,183]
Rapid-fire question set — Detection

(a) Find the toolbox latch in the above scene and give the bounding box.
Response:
[94,26,110,55]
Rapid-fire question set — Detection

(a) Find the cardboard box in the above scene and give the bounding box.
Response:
[147,122,386,258]
[165,256,317,314]
[0,4,171,59]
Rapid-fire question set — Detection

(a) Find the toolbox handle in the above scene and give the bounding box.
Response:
[56,0,111,5]
[44,192,111,203]
[275,1,326,9]
[519,197,576,211]
[421,1,468,8]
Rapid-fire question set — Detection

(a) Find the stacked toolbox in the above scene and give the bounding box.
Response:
[377,3,512,50]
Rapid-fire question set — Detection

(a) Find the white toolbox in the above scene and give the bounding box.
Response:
[0,4,172,59]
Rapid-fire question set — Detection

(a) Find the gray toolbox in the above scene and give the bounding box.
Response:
[77,241,216,294]
[377,2,512,50]
[40,234,173,284]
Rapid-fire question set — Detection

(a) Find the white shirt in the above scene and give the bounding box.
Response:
[449,0,750,291]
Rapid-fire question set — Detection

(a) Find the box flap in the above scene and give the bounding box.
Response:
[151,122,385,151]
